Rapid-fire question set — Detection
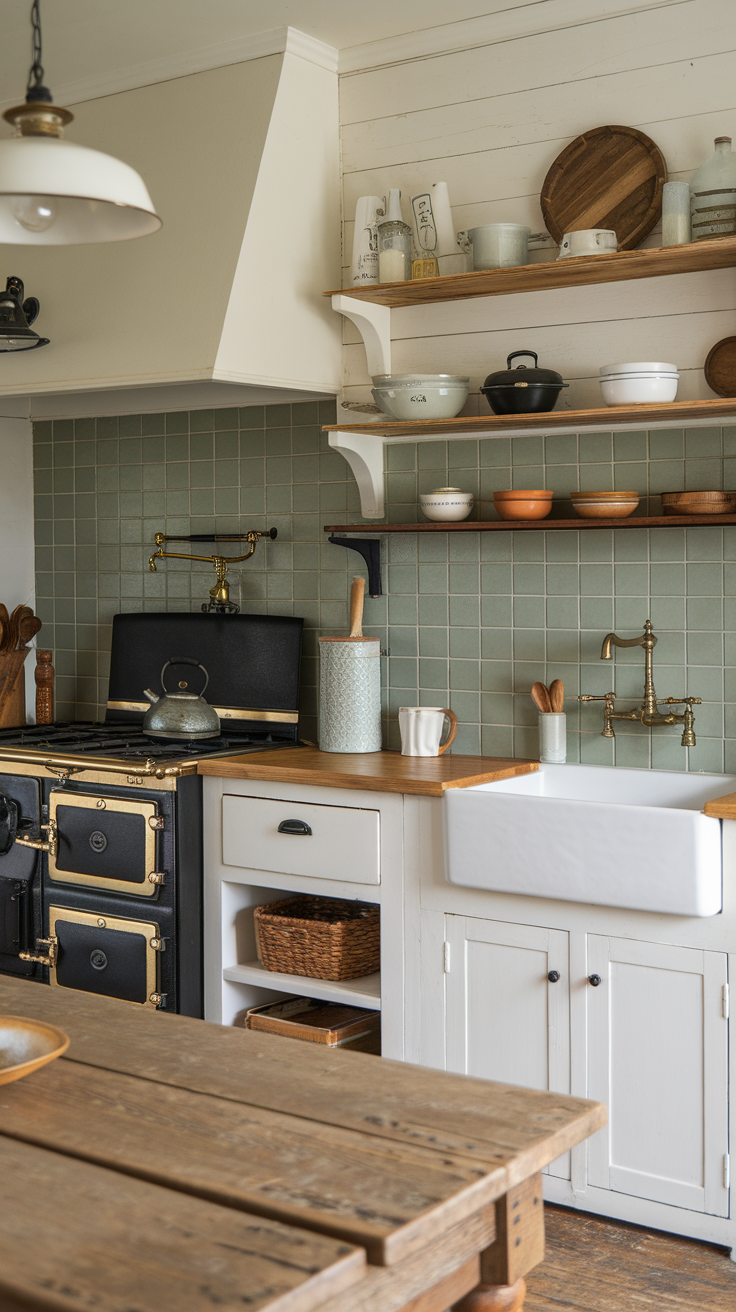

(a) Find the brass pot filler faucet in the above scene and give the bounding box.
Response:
[579,620,701,748]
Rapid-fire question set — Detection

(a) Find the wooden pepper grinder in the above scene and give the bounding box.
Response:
[35,650,54,725]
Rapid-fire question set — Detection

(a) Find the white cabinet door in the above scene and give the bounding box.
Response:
[445,916,570,1177]
[587,935,729,1217]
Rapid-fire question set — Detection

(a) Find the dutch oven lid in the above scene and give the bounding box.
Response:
[482,350,564,388]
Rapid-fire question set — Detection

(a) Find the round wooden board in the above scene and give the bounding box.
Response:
[704,336,736,397]
[541,125,667,250]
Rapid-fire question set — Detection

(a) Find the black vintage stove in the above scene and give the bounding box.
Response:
[0,612,303,1017]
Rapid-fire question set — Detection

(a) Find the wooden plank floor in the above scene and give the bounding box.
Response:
[523,1206,736,1311]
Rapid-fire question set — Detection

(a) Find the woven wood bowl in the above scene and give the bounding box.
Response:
[661,490,736,515]
[0,1016,70,1086]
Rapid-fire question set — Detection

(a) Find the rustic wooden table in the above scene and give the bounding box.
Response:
[0,978,605,1312]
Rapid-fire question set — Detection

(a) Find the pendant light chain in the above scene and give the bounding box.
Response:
[26,0,52,103]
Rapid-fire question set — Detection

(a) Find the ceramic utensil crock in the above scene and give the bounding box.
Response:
[319,577,382,753]
[399,706,458,757]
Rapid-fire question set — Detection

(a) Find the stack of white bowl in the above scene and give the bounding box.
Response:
[599,361,679,406]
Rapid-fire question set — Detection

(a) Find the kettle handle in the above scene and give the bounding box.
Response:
[161,656,209,696]
[506,350,538,369]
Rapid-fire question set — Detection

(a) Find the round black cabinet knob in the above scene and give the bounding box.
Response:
[588,973,602,987]
[90,949,108,971]
[89,830,108,853]
[547,970,560,983]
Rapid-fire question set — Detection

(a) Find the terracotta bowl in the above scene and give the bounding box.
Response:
[494,490,553,521]
[0,1015,70,1086]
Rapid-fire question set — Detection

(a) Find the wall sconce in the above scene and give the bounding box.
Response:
[0,276,49,351]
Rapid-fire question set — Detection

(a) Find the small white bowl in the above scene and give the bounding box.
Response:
[599,361,678,375]
[419,488,474,521]
[600,374,679,405]
[372,375,469,421]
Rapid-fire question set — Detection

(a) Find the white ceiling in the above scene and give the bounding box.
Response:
[0,0,519,101]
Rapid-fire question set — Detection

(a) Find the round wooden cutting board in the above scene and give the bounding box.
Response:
[704,336,736,397]
[541,125,667,250]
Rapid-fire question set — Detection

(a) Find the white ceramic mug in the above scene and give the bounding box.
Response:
[558,228,617,259]
[399,706,458,757]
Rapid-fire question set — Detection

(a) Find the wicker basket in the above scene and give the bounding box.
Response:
[254,896,380,981]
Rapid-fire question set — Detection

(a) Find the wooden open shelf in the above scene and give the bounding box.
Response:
[324,514,736,534]
[324,398,736,440]
[223,960,381,1009]
[325,236,736,308]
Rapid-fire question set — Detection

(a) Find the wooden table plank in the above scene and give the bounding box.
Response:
[0,1057,500,1265]
[0,1137,364,1312]
[0,979,606,1190]
[197,747,539,795]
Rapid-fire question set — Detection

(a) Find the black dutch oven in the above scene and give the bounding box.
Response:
[481,350,568,415]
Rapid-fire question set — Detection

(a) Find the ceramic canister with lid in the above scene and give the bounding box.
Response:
[319,577,382,753]
[690,137,736,239]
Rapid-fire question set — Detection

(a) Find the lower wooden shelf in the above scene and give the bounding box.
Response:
[223,960,382,1009]
[325,514,736,533]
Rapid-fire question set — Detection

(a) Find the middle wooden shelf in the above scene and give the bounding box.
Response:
[324,514,736,534]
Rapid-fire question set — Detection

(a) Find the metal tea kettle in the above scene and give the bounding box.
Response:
[142,657,221,740]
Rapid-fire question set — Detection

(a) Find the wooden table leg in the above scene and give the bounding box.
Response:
[451,1173,544,1312]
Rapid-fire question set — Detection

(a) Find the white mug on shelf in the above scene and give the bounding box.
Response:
[557,228,617,259]
[399,706,458,757]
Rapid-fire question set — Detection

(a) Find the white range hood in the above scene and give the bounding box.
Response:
[0,36,341,418]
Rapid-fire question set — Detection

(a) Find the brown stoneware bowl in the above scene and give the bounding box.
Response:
[494,489,553,520]
[0,1015,70,1086]
[571,491,640,519]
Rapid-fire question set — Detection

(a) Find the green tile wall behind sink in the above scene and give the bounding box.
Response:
[33,408,736,772]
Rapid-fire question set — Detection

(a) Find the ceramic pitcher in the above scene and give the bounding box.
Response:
[399,706,458,757]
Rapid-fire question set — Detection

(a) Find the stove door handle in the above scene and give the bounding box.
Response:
[15,818,57,858]
[277,819,312,836]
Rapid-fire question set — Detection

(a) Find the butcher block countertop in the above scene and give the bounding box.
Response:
[703,791,736,819]
[0,976,604,1312]
[198,746,539,796]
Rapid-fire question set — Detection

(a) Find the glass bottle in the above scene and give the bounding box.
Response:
[690,137,736,240]
[377,189,412,283]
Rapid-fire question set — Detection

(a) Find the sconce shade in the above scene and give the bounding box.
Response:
[0,276,49,350]
[0,135,162,244]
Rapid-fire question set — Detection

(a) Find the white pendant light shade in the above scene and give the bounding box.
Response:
[0,134,161,244]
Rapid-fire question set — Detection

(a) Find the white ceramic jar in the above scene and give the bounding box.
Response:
[419,488,474,521]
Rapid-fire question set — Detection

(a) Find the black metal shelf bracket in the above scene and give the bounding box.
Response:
[328,535,382,597]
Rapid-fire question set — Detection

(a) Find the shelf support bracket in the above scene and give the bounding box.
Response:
[328,429,386,519]
[331,293,391,377]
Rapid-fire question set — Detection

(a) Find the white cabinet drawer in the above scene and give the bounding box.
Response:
[221,794,380,884]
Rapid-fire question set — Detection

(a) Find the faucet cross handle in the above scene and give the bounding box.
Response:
[579,692,616,738]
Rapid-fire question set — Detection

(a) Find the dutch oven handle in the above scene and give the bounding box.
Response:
[507,350,538,370]
[161,656,209,696]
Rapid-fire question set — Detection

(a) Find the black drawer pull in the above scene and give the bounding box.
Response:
[277,819,312,836]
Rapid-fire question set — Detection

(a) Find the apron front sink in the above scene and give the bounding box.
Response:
[443,764,736,916]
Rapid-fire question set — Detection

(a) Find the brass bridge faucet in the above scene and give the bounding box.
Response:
[579,620,701,747]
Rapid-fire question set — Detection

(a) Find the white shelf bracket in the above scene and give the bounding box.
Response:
[329,429,386,519]
[332,293,391,377]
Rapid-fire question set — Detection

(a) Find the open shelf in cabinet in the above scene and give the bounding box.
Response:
[324,514,736,534]
[325,236,736,307]
[223,960,381,1010]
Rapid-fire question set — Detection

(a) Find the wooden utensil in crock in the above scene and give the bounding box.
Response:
[549,679,565,712]
[531,681,552,713]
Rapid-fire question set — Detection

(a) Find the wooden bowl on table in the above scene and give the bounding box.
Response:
[0,1015,69,1086]
[493,489,553,521]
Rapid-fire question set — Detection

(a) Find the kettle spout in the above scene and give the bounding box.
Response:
[143,689,159,705]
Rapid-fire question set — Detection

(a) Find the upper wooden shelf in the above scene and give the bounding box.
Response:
[324,514,736,533]
[324,398,736,440]
[325,236,736,308]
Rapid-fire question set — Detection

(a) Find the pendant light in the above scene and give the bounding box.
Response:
[0,1,161,244]
[0,276,49,351]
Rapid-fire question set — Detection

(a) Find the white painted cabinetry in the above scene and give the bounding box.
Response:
[586,935,729,1219]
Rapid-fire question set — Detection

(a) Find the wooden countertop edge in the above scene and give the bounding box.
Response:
[197,750,539,795]
[703,791,736,819]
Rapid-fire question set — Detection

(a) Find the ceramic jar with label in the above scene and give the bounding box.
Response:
[378,189,412,283]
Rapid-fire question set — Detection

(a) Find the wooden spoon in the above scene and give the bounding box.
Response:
[549,679,565,712]
[8,605,32,651]
[349,576,366,639]
[18,614,42,648]
[0,604,9,651]
[531,681,552,714]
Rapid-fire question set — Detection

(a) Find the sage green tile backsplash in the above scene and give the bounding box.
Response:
[33,406,736,773]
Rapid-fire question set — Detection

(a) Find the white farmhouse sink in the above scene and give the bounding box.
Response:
[443,764,736,917]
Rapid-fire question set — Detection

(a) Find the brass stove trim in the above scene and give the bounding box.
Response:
[49,792,161,897]
[48,905,162,1008]
[107,700,299,724]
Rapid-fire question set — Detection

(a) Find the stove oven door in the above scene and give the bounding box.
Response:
[48,906,164,1008]
[0,777,42,976]
[48,792,164,897]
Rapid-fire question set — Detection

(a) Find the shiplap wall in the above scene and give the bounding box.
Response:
[338,0,736,411]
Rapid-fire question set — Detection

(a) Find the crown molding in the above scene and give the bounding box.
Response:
[0,26,337,115]
[338,0,685,74]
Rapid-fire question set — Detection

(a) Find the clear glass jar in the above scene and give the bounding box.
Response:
[661,181,691,246]
[378,218,412,282]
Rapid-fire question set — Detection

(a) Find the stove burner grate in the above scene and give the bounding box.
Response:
[0,721,288,762]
